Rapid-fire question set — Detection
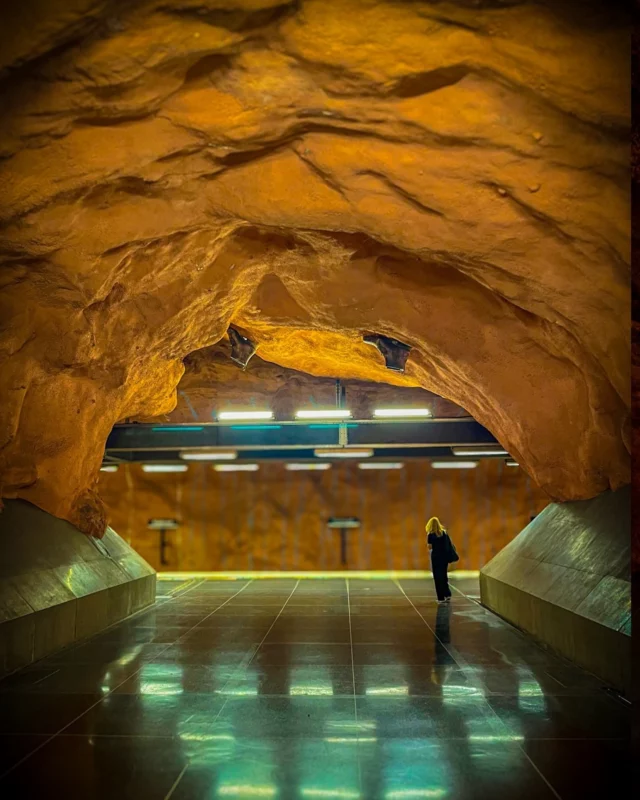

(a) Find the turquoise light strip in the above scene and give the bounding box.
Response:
[152,426,203,432]
[308,424,358,429]
[230,425,283,431]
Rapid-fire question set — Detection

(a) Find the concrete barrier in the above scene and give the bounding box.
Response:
[480,486,630,695]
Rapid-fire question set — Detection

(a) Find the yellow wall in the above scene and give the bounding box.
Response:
[100,460,548,572]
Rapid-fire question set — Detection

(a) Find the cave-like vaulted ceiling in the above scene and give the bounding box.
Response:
[0,0,630,535]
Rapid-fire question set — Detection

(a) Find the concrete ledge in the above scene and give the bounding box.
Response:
[480,486,630,695]
[0,499,155,676]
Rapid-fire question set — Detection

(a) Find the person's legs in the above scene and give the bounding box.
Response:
[432,560,446,601]
[443,565,452,600]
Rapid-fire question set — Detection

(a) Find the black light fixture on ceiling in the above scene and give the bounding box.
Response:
[228,326,256,369]
[363,333,412,373]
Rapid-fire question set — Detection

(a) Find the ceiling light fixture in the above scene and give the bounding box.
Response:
[373,408,431,418]
[505,460,519,467]
[217,411,274,422]
[363,333,412,372]
[314,448,374,459]
[214,464,259,472]
[295,409,352,420]
[286,463,332,471]
[142,464,189,473]
[452,447,508,456]
[431,461,477,469]
[358,462,404,470]
[180,450,238,461]
[228,326,256,369]
[100,465,119,473]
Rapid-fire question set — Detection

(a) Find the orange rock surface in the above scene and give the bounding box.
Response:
[0,0,630,535]
[138,339,466,423]
[100,459,549,572]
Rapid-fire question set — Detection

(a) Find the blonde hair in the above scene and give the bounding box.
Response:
[425,517,445,536]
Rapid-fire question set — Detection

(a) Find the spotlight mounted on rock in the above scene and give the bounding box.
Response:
[228,326,256,369]
[363,333,412,373]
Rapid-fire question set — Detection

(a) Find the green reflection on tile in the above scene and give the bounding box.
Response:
[300,789,360,799]
[516,694,547,713]
[116,645,144,666]
[290,683,334,696]
[324,737,377,744]
[380,740,448,800]
[517,679,545,697]
[218,786,277,797]
[139,663,184,695]
[365,686,408,696]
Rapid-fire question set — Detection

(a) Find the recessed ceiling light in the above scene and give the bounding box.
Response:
[100,465,119,473]
[214,464,259,472]
[373,408,431,418]
[314,448,374,459]
[285,463,332,471]
[431,461,478,469]
[505,461,519,467]
[180,450,237,461]
[358,462,404,470]
[296,409,352,419]
[452,447,508,456]
[217,411,273,421]
[142,464,189,473]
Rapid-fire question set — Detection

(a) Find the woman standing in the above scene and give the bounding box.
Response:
[426,517,453,603]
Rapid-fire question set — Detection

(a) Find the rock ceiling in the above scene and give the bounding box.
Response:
[0,0,630,535]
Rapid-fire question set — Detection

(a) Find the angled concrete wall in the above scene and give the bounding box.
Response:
[480,486,630,695]
[0,500,155,676]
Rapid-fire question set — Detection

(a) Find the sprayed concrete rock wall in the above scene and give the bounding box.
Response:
[138,340,467,423]
[100,459,549,572]
[0,0,630,535]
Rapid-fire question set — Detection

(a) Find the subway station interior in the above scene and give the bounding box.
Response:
[0,1,634,798]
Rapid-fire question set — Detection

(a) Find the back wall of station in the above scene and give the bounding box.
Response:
[99,460,548,572]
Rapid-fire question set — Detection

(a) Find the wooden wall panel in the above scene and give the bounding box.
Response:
[100,461,549,572]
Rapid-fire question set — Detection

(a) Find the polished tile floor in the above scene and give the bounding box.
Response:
[0,577,631,799]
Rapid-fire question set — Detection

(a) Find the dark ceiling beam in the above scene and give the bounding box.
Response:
[105,418,498,456]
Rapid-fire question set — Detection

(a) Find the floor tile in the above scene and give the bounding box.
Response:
[0,735,187,798]
[65,693,227,737]
[522,739,632,799]
[215,697,357,738]
[359,739,559,800]
[0,693,101,734]
[0,734,48,775]
[487,693,630,740]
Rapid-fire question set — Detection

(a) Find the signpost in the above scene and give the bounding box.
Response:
[147,518,179,566]
[327,517,361,567]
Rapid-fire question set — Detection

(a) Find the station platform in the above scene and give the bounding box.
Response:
[0,575,630,799]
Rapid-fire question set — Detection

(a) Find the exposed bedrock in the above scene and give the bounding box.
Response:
[0,0,630,535]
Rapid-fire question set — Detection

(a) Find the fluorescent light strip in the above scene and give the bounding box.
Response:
[100,465,119,473]
[214,464,259,472]
[452,446,508,456]
[286,463,332,471]
[358,462,404,470]
[431,461,477,469]
[314,448,374,459]
[373,408,431,418]
[506,461,519,467]
[142,464,188,473]
[217,411,273,421]
[180,450,237,461]
[296,409,352,420]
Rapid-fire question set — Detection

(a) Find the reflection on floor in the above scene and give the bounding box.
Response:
[0,577,631,799]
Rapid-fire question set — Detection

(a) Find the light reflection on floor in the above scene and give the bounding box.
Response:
[0,576,630,799]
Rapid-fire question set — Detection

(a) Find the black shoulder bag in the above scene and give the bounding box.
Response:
[445,532,460,564]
